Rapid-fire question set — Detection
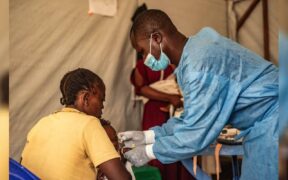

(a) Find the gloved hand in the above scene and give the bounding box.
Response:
[118,130,155,148]
[118,131,146,148]
[124,145,152,167]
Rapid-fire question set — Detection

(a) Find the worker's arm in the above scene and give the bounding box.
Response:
[150,116,183,137]
[98,158,131,180]
[134,68,182,108]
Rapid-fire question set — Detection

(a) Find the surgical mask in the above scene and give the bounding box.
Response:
[144,34,170,71]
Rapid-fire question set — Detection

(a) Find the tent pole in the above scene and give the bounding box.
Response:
[262,0,270,60]
[237,0,260,31]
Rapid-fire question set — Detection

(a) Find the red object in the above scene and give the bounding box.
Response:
[131,59,173,130]
[131,59,195,180]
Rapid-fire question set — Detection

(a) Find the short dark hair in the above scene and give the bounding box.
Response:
[130,9,177,39]
[60,68,104,105]
[1,72,9,104]
[100,118,111,126]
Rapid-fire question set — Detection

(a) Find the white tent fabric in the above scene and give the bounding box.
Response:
[227,0,278,64]
[139,0,228,37]
[10,0,139,160]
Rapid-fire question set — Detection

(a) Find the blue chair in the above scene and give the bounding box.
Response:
[9,158,40,180]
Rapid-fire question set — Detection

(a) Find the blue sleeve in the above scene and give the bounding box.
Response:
[151,116,183,137]
[153,71,241,163]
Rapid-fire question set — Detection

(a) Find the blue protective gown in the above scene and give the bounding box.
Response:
[151,27,278,180]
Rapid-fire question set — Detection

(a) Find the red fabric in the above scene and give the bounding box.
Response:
[131,59,195,180]
[131,59,174,129]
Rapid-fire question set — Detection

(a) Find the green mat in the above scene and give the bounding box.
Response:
[132,165,162,180]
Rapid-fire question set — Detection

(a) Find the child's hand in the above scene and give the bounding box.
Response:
[118,131,146,148]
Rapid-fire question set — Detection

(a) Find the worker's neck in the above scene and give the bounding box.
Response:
[168,32,188,67]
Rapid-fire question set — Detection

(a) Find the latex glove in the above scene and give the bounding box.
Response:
[124,145,152,167]
[118,130,155,148]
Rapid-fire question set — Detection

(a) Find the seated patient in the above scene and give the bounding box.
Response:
[21,68,131,180]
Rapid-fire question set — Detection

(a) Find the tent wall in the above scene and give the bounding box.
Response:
[139,0,228,36]
[10,0,138,160]
[228,0,278,64]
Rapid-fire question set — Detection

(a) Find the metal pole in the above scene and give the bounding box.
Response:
[262,0,270,60]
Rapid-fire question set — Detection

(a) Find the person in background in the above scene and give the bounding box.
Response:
[21,68,131,180]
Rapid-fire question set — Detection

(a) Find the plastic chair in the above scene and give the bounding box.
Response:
[9,158,40,180]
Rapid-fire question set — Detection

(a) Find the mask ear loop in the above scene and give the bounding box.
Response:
[150,33,165,57]
[159,42,171,64]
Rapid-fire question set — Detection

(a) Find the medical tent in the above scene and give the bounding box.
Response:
[9,0,278,161]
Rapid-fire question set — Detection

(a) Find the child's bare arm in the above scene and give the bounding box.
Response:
[98,158,132,180]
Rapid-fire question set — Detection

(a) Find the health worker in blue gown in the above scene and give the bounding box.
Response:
[119,9,278,180]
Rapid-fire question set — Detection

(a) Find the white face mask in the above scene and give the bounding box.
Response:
[144,34,170,71]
